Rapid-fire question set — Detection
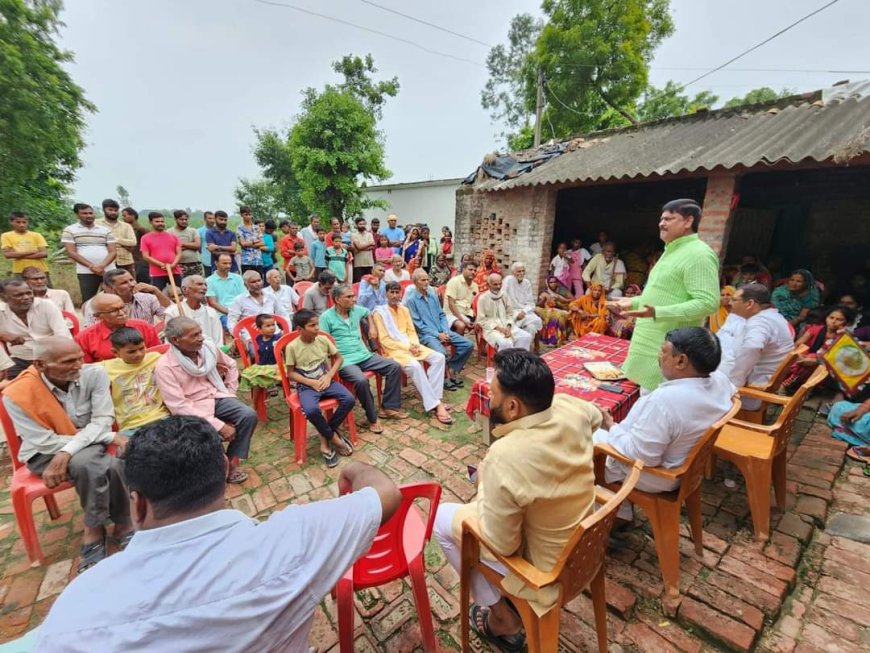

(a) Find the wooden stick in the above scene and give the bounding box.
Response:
[165,263,184,317]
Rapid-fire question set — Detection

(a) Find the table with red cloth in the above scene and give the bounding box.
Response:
[465,334,640,440]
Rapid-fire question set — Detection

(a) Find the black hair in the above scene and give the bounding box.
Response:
[148,211,164,221]
[173,209,188,220]
[738,282,771,305]
[740,263,760,275]
[9,212,26,221]
[279,219,291,228]
[0,276,28,293]
[826,304,857,325]
[122,207,138,219]
[384,281,401,293]
[101,199,120,210]
[216,252,233,263]
[73,203,92,214]
[264,220,276,230]
[109,326,145,349]
[317,270,336,285]
[355,217,366,224]
[103,268,131,285]
[203,211,214,217]
[215,210,228,219]
[239,206,252,214]
[493,349,555,414]
[125,416,226,519]
[664,327,721,375]
[293,241,304,250]
[464,260,478,270]
[293,309,317,330]
[255,313,275,329]
[662,199,702,232]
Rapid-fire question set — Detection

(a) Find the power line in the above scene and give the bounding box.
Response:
[250,0,485,67]
[358,0,492,48]
[559,63,870,75]
[544,78,586,118]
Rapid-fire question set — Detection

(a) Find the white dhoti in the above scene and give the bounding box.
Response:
[514,309,543,336]
[404,350,446,412]
[487,327,533,352]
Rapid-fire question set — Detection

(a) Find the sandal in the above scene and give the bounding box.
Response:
[227,469,249,484]
[322,449,339,468]
[333,433,353,456]
[435,411,454,425]
[369,421,384,434]
[469,604,525,653]
[846,446,870,463]
[77,536,107,574]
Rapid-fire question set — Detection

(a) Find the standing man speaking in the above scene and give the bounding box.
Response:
[610,199,719,391]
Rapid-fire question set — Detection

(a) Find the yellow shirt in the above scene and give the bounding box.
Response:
[445,275,478,317]
[97,219,137,266]
[372,304,434,367]
[453,394,601,616]
[102,352,169,431]
[0,230,48,272]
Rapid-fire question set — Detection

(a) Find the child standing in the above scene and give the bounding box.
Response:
[1,212,49,276]
[310,227,328,278]
[374,234,394,267]
[289,241,314,283]
[325,237,351,282]
[285,310,356,467]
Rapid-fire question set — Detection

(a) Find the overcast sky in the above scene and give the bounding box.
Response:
[58,0,869,211]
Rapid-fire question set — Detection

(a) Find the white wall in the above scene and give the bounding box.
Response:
[361,178,463,236]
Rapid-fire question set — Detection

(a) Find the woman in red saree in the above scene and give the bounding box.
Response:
[474,249,502,292]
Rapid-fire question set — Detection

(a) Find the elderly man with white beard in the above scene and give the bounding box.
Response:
[502,262,543,349]
[477,273,533,352]
[164,275,224,346]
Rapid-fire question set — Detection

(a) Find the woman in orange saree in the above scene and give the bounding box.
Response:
[474,249,502,292]
[568,282,608,337]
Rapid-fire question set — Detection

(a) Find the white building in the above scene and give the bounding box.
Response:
[361,177,462,237]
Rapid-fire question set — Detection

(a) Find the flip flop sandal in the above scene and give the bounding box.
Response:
[338,434,354,456]
[846,446,870,463]
[118,532,135,551]
[369,422,384,434]
[77,536,107,574]
[322,449,339,468]
[436,413,454,425]
[469,604,526,653]
[227,469,249,484]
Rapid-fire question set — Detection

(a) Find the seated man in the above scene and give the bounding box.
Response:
[594,327,735,520]
[373,282,452,424]
[406,268,474,390]
[477,273,533,352]
[582,241,626,298]
[320,283,407,434]
[164,275,224,346]
[21,266,74,314]
[433,349,601,651]
[155,317,257,484]
[101,327,170,436]
[36,417,402,650]
[0,277,70,379]
[357,262,387,311]
[263,268,299,318]
[302,270,336,317]
[206,252,246,330]
[718,283,793,410]
[2,337,131,573]
[227,270,286,334]
[82,268,170,326]
[75,294,160,363]
[502,262,544,343]
[285,309,356,468]
[444,260,478,335]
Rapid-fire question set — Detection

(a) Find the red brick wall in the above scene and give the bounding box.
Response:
[699,172,739,258]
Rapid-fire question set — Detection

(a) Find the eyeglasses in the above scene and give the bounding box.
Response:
[95,307,126,315]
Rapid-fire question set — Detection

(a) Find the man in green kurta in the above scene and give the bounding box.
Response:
[611,199,720,390]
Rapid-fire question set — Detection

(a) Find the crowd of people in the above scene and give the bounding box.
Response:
[0,197,866,652]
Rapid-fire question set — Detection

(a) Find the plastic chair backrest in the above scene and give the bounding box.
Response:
[232,314,290,366]
[294,281,313,297]
[352,282,361,296]
[436,285,446,307]
[146,344,170,354]
[399,279,414,294]
[345,481,442,587]
[0,393,24,471]
[769,365,828,455]
[763,348,802,392]
[62,311,80,337]
[471,291,481,317]
[274,330,336,398]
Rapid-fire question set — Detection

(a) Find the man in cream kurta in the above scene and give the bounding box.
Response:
[502,262,543,341]
[372,282,451,424]
[477,273,533,352]
[433,349,600,650]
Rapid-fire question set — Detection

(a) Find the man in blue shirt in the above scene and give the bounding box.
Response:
[319,284,406,434]
[205,211,238,273]
[310,227,328,277]
[206,253,245,330]
[406,268,473,390]
[199,211,215,277]
[357,263,387,311]
[381,214,406,254]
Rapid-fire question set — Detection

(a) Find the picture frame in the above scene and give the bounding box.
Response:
[821,332,870,394]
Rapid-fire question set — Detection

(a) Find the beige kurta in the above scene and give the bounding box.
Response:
[372,304,435,367]
[453,394,601,616]
[477,292,518,346]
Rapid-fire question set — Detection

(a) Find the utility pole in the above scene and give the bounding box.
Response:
[533,68,544,148]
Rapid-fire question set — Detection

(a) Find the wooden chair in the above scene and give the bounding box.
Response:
[595,397,741,611]
[460,456,643,653]
[232,314,291,421]
[713,365,827,540]
[736,345,807,424]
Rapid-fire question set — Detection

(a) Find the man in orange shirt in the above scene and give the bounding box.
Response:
[279,221,307,279]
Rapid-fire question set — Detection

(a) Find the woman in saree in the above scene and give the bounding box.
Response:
[402,227,421,265]
[771,269,821,328]
[708,285,736,332]
[782,304,855,392]
[607,283,641,339]
[474,248,502,292]
[568,282,608,337]
[535,275,572,346]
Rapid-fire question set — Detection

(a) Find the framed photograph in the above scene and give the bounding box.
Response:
[821,332,870,394]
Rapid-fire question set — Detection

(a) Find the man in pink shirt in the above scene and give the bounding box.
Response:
[154,317,257,483]
[140,212,182,291]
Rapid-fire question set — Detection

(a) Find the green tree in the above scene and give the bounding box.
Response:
[636,82,718,122]
[0,0,94,234]
[233,178,283,220]
[724,86,793,108]
[116,185,131,206]
[331,54,399,120]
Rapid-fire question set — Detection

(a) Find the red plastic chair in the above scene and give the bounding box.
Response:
[146,343,170,354]
[232,314,291,422]
[435,284,447,307]
[274,330,358,464]
[294,280,313,300]
[62,311,80,337]
[399,279,414,294]
[334,482,442,652]
[0,395,72,564]
[352,282,361,296]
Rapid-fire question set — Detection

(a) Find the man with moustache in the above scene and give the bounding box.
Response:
[98,199,137,279]
[62,203,118,303]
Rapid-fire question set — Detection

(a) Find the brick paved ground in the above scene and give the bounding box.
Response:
[0,354,866,652]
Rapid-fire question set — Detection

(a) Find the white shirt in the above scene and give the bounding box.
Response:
[165,302,224,346]
[715,312,746,361]
[36,489,383,652]
[384,268,410,284]
[300,224,317,249]
[60,222,117,274]
[550,255,569,278]
[594,372,735,493]
[264,284,300,318]
[502,275,536,312]
[227,292,287,334]
[44,288,75,314]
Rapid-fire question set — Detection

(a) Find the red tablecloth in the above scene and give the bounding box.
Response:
[465,333,640,423]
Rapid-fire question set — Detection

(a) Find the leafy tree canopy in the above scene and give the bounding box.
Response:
[723,86,794,108]
[636,82,719,122]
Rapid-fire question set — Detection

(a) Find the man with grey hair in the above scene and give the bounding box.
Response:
[155,317,256,484]
[164,275,224,346]
[477,273,533,352]
[503,261,543,348]
[2,336,131,573]
[263,268,299,318]
[227,269,287,334]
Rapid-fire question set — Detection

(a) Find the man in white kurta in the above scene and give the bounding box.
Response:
[477,274,533,352]
[594,327,735,519]
[164,275,224,346]
[718,283,794,410]
[502,262,543,339]
[263,268,299,318]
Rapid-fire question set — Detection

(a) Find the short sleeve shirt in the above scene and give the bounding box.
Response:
[140,231,181,277]
[325,247,350,282]
[205,273,245,308]
[237,224,263,266]
[318,306,372,367]
[205,229,239,272]
[101,352,169,431]
[284,334,337,379]
[1,230,48,272]
[174,227,200,264]
[445,276,479,316]
[290,255,313,280]
[351,231,374,268]
[61,222,117,274]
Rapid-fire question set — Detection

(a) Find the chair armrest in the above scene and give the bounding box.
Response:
[737,386,790,405]
[462,517,555,591]
[641,464,683,481]
[593,441,636,466]
[726,418,777,434]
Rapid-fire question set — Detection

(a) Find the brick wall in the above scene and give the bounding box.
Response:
[699,172,739,258]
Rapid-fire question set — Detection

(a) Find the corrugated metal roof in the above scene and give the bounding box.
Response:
[477,81,870,192]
